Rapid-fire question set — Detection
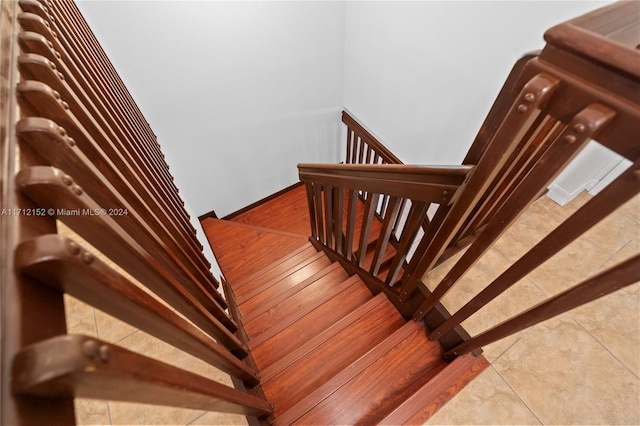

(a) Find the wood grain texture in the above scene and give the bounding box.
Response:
[295,321,446,425]
[230,184,311,237]
[234,251,327,305]
[237,255,332,318]
[201,184,490,424]
[250,275,372,370]
[379,353,490,425]
[201,218,309,283]
[244,264,348,339]
[261,294,405,417]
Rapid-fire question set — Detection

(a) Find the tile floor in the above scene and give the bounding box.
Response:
[64,191,639,425]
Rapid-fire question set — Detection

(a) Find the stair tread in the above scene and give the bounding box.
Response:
[293,321,447,425]
[272,320,424,426]
[201,218,310,283]
[261,294,406,417]
[379,353,490,425]
[250,275,372,370]
[235,250,327,305]
[244,264,349,344]
[231,243,315,290]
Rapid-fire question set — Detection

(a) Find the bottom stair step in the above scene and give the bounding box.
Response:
[262,294,405,417]
[281,321,445,425]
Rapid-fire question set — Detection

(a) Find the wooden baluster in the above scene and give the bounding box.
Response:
[314,183,325,245]
[333,186,344,255]
[398,73,561,304]
[15,234,260,382]
[357,136,365,164]
[429,157,640,340]
[385,201,429,285]
[414,103,616,321]
[443,254,640,359]
[324,185,334,249]
[370,196,402,276]
[357,193,381,267]
[346,127,354,163]
[345,189,358,261]
[305,182,318,239]
[12,335,273,417]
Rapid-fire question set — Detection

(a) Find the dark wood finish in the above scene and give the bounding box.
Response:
[430,157,640,340]
[294,321,445,425]
[235,251,328,305]
[1,2,75,423]
[445,254,640,359]
[12,335,273,417]
[414,102,615,319]
[379,353,490,425]
[249,276,371,363]
[261,294,405,417]
[231,243,316,290]
[243,264,347,337]
[201,218,309,283]
[273,320,426,426]
[343,110,403,165]
[228,183,310,235]
[4,1,274,421]
[15,234,259,383]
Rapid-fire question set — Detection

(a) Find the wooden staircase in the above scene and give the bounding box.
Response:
[202,186,489,424]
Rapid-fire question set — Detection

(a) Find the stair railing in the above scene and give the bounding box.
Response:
[301,2,640,357]
[1,1,272,424]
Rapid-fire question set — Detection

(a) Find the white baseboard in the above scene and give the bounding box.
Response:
[546,184,585,206]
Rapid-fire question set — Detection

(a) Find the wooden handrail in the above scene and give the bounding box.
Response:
[301,2,640,361]
[343,110,404,165]
[1,1,272,424]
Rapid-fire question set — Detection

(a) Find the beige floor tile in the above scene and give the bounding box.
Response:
[494,201,565,262]
[571,237,640,377]
[618,192,640,225]
[583,208,639,256]
[94,308,138,344]
[538,191,592,220]
[106,330,240,425]
[526,237,611,296]
[65,295,98,337]
[424,366,541,425]
[493,315,640,425]
[461,277,547,362]
[74,399,111,425]
[188,410,249,425]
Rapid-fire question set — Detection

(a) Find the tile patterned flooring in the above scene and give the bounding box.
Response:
[65,191,639,425]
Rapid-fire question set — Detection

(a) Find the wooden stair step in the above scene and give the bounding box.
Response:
[201,218,310,282]
[292,321,447,425]
[244,264,349,343]
[250,275,372,370]
[272,320,424,426]
[231,242,315,290]
[378,353,490,425]
[234,250,328,305]
[237,254,332,319]
[261,294,406,417]
[241,262,343,325]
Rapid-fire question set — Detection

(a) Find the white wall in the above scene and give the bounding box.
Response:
[343,1,611,165]
[76,1,346,219]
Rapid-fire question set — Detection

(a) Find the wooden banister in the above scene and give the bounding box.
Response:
[1,1,271,424]
[301,2,639,360]
[12,334,273,417]
[342,110,403,165]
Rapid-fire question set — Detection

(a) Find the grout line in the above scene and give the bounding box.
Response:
[565,308,640,381]
[491,364,544,425]
[106,400,113,426]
